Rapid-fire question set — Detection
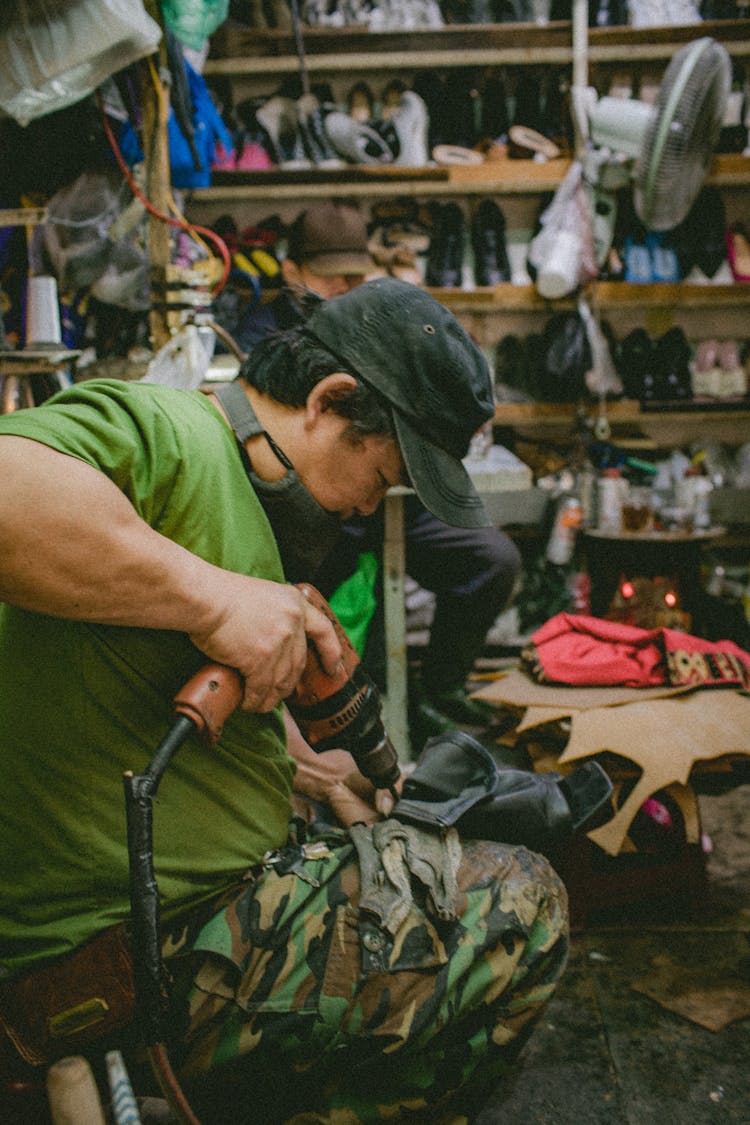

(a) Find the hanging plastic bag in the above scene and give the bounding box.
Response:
[536,311,592,402]
[160,0,229,51]
[0,0,161,126]
[140,324,211,391]
[577,296,623,398]
[37,168,150,310]
[118,55,233,189]
[527,161,598,300]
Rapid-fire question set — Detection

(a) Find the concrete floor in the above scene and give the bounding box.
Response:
[475,784,750,1125]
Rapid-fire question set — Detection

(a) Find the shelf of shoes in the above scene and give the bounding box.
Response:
[195,17,750,456]
[206,18,750,75]
[491,399,750,446]
[190,151,749,204]
[192,19,750,210]
[435,278,750,313]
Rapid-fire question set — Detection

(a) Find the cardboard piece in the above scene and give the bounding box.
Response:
[472,668,691,713]
[474,670,750,857]
[631,955,750,1032]
[559,691,750,856]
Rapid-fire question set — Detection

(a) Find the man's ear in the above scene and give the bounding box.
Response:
[305,373,358,421]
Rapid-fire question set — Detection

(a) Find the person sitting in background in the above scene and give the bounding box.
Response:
[236,201,522,746]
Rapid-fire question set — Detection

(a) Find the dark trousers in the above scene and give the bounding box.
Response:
[315,495,522,695]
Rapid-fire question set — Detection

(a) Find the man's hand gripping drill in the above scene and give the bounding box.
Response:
[175,582,401,800]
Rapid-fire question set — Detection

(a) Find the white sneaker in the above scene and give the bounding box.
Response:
[256,96,310,169]
[391,91,430,166]
[324,111,396,164]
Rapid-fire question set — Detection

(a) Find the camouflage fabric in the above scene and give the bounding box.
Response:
[162,829,568,1124]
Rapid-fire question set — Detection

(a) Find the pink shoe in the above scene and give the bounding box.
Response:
[691,338,720,396]
[235,140,273,171]
[211,142,236,171]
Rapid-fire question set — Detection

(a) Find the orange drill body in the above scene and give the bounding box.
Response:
[174,584,401,796]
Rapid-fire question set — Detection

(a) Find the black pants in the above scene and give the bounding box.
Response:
[315,495,522,695]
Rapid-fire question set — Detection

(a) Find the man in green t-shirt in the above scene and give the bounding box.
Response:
[0,279,567,1124]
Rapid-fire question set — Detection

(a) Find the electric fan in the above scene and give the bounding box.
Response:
[584,36,732,265]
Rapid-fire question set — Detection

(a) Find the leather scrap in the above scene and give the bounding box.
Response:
[631,955,750,1032]
[558,691,750,856]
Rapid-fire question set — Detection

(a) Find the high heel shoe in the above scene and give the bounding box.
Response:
[256,95,310,169]
[691,338,720,397]
[347,81,374,124]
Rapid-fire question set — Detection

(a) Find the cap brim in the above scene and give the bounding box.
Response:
[305,252,374,277]
[391,411,490,529]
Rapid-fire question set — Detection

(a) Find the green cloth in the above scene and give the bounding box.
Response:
[327,550,379,656]
[0,380,294,981]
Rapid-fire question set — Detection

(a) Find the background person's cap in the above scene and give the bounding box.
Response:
[304,277,495,528]
[286,203,375,277]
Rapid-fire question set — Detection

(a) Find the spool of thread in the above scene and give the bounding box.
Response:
[25,275,62,347]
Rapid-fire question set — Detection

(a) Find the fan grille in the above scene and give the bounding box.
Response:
[635,37,732,230]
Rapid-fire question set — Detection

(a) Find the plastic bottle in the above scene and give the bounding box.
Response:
[577,459,597,529]
[597,467,625,533]
[546,493,583,565]
[692,474,713,531]
[677,464,713,531]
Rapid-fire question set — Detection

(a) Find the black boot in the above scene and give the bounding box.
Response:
[394,731,613,860]
[472,198,511,286]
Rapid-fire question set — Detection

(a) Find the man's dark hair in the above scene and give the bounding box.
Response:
[239,326,395,442]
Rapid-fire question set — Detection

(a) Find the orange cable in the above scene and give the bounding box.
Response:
[96,89,231,296]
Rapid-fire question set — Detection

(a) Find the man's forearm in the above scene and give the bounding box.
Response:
[0,436,220,633]
[0,436,341,712]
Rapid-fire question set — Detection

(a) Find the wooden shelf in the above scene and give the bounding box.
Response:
[206,18,750,74]
[190,153,750,205]
[435,280,750,314]
[492,399,750,445]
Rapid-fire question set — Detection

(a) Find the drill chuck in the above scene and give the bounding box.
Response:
[286,663,400,793]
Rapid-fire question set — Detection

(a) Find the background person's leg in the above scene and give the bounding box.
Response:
[403,497,522,727]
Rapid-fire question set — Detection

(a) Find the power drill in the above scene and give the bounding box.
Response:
[173,583,401,800]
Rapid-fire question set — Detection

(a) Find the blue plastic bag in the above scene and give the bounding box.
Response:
[119,56,232,188]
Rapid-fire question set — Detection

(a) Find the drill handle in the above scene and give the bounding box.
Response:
[292,582,361,706]
[172,584,361,748]
[173,663,243,746]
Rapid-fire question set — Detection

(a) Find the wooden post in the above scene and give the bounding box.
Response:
[140,57,172,352]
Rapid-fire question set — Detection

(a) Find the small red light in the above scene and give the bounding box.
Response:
[664,591,677,607]
[621,581,634,599]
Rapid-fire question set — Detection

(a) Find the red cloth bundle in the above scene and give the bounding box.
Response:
[523,613,750,690]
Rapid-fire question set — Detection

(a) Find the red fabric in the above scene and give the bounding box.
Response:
[527,613,750,689]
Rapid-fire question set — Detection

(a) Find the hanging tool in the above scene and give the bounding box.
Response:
[123,583,401,1124]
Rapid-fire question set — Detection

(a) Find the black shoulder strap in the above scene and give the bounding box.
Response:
[214,381,263,443]
[213,381,294,472]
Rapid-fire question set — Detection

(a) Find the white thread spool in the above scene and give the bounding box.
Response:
[26,275,62,346]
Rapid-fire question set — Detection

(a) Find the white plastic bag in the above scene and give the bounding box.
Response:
[38,169,150,309]
[140,325,211,391]
[0,0,161,126]
[527,161,598,300]
[577,296,623,398]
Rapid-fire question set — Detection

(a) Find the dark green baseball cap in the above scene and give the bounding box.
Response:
[304,277,494,528]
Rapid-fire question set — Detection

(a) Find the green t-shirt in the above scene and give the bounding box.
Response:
[0,380,295,980]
